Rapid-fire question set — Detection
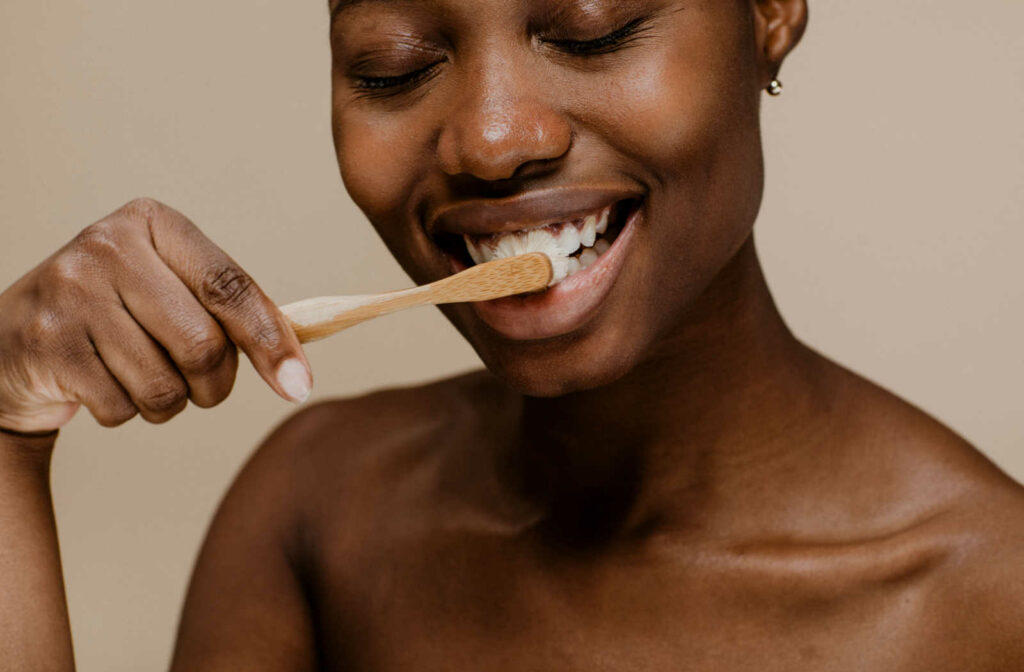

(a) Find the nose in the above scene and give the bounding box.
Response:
[436,61,572,182]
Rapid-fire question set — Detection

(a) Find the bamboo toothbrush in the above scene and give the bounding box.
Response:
[281,253,553,343]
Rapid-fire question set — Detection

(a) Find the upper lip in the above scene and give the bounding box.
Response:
[427,187,642,237]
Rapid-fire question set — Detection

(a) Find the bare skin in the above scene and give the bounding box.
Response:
[0,0,1022,670]
[178,374,1024,672]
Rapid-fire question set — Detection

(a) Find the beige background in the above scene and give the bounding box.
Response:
[1,1,1021,669]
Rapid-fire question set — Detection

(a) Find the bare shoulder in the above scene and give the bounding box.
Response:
[917,476,1024,670]
[173,371,514,670]
[256,367,521,544]
[835,365,1024,668]
[927,450,1024,669]
[825,358,1024,522]
[265,368,514,468]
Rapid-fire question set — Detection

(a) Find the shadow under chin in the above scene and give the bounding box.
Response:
[482,339,648,399]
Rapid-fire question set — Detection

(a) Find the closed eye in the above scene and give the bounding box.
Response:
[544,17,651,56]
[351,60,446,96]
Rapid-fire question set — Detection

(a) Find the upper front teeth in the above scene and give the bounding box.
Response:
[466,240,486,265]
[580,215,597,248]
[463,205,614,285]
[555,224,581,257]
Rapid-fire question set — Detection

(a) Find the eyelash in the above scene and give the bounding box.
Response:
[349,17,649,96]
[545,17,650,56]
[352,60,445,95]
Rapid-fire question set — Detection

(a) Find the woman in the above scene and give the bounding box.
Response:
[1,0,1022,669]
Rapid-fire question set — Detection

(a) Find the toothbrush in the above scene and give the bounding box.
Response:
[280,253,553,344]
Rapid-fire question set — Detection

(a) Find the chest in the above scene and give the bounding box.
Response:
[311,543,944,672]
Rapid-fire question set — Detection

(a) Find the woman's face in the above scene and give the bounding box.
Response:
[330,0,778,396]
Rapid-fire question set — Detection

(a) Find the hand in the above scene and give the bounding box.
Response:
[0,198,313,433]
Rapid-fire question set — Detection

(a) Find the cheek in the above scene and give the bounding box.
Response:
[567,19,764,338]
[593,35,760,189]
[332,100,451,284]
[613,22,762,231]
[603,59,703,174]
[334,106,421,224]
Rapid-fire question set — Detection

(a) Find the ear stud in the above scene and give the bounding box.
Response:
[767,78,784,96]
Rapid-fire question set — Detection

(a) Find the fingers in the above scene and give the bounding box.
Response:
[1,196,304,435]
[87,308,192,424]
[1,295,137,430]
[53,342,139,429]
[128,199,313,403]
[112,242,239,409]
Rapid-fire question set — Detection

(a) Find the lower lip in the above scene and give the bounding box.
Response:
[465,203,642,341]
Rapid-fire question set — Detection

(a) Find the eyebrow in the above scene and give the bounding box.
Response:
[331,0,407,24]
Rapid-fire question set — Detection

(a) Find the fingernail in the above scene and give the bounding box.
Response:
[276,358,312,403]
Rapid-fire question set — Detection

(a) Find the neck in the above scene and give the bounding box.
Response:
[513,238,840,545]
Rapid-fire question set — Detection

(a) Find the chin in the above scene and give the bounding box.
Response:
[444,298,653,399]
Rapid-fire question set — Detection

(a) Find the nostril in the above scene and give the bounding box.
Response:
[435,101,572,182]
[509,156,564,182]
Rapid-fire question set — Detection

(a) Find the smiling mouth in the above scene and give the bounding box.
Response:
[436,198,639,286]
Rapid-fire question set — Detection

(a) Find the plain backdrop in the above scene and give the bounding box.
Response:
[1,1,1021,669]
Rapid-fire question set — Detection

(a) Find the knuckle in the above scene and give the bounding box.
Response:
[46,253,91,294]
[19,312,87,366]
[250,312,284,351]
[138,380,188,414]
[121,197,166,224]
[21,310,64,354]
[178,330,229,375]
[189,352,238,410]
[199,264,257,309]
[122,197,194,238]
[73,221,123,257]
[97,402,138,428]
[192,388,231,410]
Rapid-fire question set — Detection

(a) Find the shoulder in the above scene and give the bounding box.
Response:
[827,361,1023,525]
[823,363,1024,666]
[248,367,518,527]
[244,370,525,596]
[260,368,514,466]
[882,412,1024,668]
[925,475,1024,669]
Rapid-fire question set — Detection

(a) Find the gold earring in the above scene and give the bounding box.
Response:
[767,78,783,96]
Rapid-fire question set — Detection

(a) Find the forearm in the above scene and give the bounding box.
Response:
[0,430,74,672]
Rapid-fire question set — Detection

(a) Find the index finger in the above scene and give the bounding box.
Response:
[124,199,312,403]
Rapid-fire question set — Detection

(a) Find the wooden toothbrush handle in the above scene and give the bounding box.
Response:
[280,253,552,344]
[429,253,552,303]
[281,287,431,344]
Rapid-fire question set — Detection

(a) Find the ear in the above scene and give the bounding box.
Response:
[752,0,808,87]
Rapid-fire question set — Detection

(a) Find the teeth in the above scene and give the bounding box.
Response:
[555,224,581,257]
[580,215,597,248]
[525,228,555,256]
[490,229,541,259]
[549,256,573,285]
[595,207,610,235]
[460,203,617,286]
[466,237,486,265]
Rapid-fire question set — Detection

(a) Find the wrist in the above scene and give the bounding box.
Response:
[0,425,60,440]
[0,426,59,468]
